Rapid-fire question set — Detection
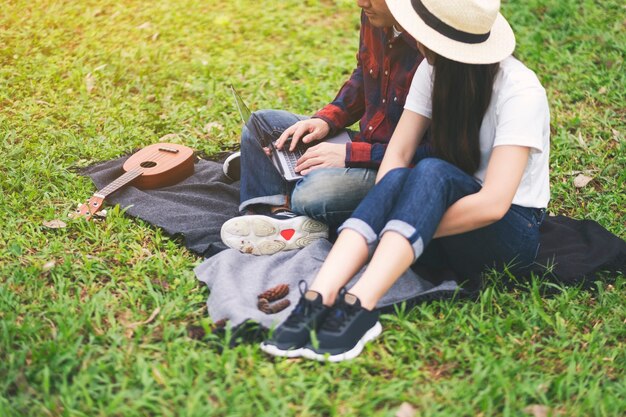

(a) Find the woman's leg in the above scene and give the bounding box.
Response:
[259,167,414,358]
[349,159,543,305]
[299,160,480,361]
[432,204,543,290]
[308,167,413,305]
[346,158,483,308]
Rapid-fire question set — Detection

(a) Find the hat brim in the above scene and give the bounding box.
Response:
[387,0,515,64]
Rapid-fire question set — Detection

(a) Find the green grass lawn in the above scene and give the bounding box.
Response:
[1,0,624,416]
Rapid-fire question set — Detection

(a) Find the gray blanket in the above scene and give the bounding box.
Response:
[194,239,459,328]
[82,155,240,257]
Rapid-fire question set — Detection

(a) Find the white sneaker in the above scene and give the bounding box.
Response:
[220,211,328,255]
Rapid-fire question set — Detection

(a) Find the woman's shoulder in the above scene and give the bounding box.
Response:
[500,56,543,90]
[496,56,546,99]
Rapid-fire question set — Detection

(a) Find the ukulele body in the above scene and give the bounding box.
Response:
[123,143,195,189]
[74,143,194,219]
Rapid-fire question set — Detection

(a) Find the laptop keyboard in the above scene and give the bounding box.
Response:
[281,140,307,178]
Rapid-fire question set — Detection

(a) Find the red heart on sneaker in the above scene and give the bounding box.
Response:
[280,229,295,240]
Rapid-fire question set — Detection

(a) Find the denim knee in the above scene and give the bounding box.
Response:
[411,158,453,181]
[291,168,376,226]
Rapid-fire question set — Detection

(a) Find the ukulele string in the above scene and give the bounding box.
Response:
[98,147,181,197]
[88,147,187,216]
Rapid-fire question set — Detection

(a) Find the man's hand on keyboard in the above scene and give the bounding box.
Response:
[295,142,346,175]
[276,119,330,152]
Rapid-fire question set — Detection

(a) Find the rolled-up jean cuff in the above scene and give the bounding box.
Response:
[380,220,425,261]
[338,218,378,256]
[239,195,288,213]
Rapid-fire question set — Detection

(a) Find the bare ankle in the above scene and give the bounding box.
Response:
[309,287,336,307]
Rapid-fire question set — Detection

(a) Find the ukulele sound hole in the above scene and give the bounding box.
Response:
[140,161,157,168]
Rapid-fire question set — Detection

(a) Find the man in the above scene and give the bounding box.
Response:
[221,0,423,255]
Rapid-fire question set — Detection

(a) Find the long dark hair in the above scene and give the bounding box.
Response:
[430,54,499,175]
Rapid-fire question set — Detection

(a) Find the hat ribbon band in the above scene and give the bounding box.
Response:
[411,0,491,44]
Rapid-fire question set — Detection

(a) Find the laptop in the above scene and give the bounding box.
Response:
[230,85,351,182]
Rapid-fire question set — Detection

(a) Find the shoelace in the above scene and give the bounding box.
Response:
[283,280,320,328]
[320,305,356,332]
[320,295,357,332]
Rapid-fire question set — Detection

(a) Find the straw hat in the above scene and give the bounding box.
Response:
[386,0,515,64]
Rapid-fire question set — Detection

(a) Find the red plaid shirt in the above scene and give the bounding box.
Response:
[313,12,423,168]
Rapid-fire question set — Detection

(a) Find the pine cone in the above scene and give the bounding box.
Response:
[257,298,272,314]
[257,283,289,302]
[257,298,291,314]
[267,298,291,314]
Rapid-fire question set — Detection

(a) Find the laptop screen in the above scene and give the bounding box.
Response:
[230,85,252,124]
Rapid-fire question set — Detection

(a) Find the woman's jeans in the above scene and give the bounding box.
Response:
[239,109,376,228]
[340,158,545,286]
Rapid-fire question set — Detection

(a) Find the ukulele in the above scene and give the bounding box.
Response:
[74,143,195,220]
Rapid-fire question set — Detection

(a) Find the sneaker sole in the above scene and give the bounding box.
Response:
[221,215,329,255]
[301,321,382,362]
[259,342,304,358]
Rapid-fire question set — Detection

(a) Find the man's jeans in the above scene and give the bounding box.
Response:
[239,109,376,229]
[340,158,545,284]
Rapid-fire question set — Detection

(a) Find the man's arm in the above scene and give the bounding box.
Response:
[275,13,367,152]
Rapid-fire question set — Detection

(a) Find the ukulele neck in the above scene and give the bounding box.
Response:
[97,169,143,197]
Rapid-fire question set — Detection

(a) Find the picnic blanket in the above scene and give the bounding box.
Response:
[194,239,461,328]
[84,155,626,328]
[82,154,240,258]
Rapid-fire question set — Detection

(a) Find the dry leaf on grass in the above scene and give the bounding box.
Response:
[395,402,417,417]
[158,133,180,142]
[575,132,588,149]
[121,307,161,338]
[42,260,56,272]
[523,404,555,417]
[204,122,224,132]
[573,174,593,188]
[152,367,166,386]
[85,73,95,93]
[43,219,67,229]
[125,307,161,330]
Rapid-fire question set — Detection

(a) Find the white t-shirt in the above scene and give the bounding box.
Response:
[404,56,550,208]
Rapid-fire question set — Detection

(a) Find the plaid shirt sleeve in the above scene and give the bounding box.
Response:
[345,141,387,168]
[313,14,422,169]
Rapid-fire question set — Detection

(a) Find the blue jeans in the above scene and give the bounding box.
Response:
[239,109,377,229]
[340,158,545,285]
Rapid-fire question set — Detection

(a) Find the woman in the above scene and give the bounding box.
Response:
[261,0,550,362]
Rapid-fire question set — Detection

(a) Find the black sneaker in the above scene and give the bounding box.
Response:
[220,210,328,255]
[223,151,241,181]
[260,282,330,358]
[302,291,381,362]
